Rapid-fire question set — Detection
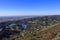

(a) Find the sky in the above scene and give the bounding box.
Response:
[0,0,60,16]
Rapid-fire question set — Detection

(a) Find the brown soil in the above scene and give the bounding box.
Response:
[39,23,60,40]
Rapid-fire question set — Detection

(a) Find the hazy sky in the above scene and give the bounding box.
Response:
[0,0,60,16]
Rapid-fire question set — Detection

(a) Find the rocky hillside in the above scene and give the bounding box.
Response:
[0,15,60,40]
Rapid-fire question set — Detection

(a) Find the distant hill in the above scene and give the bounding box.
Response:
[0,16,38,23]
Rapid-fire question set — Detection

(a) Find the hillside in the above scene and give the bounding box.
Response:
[0,15,60,40]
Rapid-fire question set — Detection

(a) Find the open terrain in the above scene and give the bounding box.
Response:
[0,15,60,40]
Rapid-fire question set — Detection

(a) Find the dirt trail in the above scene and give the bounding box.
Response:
[51,24,60,40]
[39,23,60,40]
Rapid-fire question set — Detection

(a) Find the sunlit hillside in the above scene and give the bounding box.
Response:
[0,15,60,40]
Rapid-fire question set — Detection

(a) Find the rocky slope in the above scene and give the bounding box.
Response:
[0,15,60,40]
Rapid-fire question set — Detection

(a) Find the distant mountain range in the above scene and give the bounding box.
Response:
[0,16,38,23]
[0,15,60,22]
